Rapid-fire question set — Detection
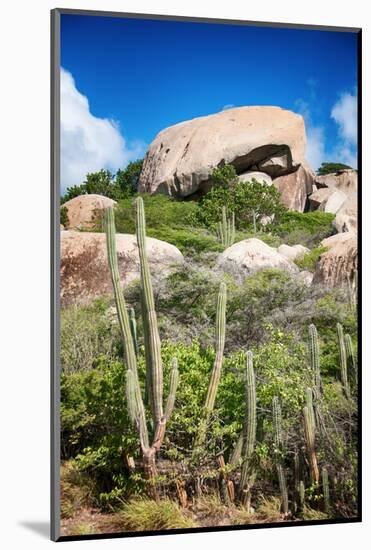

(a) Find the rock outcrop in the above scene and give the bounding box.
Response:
[314,169,357,194]
[216,238,298,276]
[333,192,357,233]
[139,106,307,198]
[313,232,357,287]
[61,231,183,306]
[62,194,117,230]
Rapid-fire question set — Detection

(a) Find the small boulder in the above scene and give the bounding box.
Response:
[216,238,298,276]
[278,244,309,262]
[313,232,357,287]
[63,194,117,230]
[237,171,273,185]
[61,231,183,306]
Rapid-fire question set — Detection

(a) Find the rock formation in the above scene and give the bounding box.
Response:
[313,232,357,287]
[139,106,308,198]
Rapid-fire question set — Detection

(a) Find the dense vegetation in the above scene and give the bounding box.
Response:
[60,181,358,534]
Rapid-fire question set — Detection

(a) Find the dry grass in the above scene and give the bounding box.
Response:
[60,461,97,519]
[118,498,198,531]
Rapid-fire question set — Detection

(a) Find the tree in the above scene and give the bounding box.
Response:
[116,160,143,196]
[317,162,353,175]
[196,165,286,231]
[61,161,143,203]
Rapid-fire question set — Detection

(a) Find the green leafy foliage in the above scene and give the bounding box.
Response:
[192,167,286,231]
[61,161,143,203]
[317,162,353,175]
[295,246,327,272]
[273,211,335,247]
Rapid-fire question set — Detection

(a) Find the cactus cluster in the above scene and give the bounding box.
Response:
[239,351,257,509]
[216,206,235,247]
[322,467,330,515]
[105,199,179,496]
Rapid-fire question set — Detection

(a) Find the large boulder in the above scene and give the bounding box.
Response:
[216,238,298,276]
[273,164,313,212]
[62,194,117,230]
[61,231,183,306]
[333,192,357,233]
[313,232,357,287]
[237,171,273,185]
[139,106,308,197]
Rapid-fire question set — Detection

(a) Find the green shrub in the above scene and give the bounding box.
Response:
[295,246,327,272]
[273,211,335,247]
[192,176,286,231]
[61,298,121,374]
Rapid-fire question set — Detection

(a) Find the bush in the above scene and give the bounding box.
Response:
[61,298,121,374]
[193,172,286,231]
[295,246,327,272]
[273,211,335,247]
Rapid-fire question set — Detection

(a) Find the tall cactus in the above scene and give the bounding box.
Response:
[136,197,164,422]
[129,307,139,357]
[216,206,235,247]
[105,203,179,498]
[303,404,319,484]
[337,323,351,399]
[308,324,321,396]
[272,396,289,515]
[322,467,330,515]
[193,282,227,454]
[299,480,305,512]
[239,351,257,510]
[344,333,357,384]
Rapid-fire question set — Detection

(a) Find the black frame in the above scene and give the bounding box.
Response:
[51,7,362,542]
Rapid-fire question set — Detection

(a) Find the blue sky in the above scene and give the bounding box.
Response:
[60,13,358,192]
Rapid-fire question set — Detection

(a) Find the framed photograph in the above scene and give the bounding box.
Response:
[51,8,361,542]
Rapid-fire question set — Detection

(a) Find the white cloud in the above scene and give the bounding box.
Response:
[331,92,357,145]
[61,68,145,192]
[306,126,326,172]
[295,90,358,171]
[330,92,357,168]
[295,99,325,171]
